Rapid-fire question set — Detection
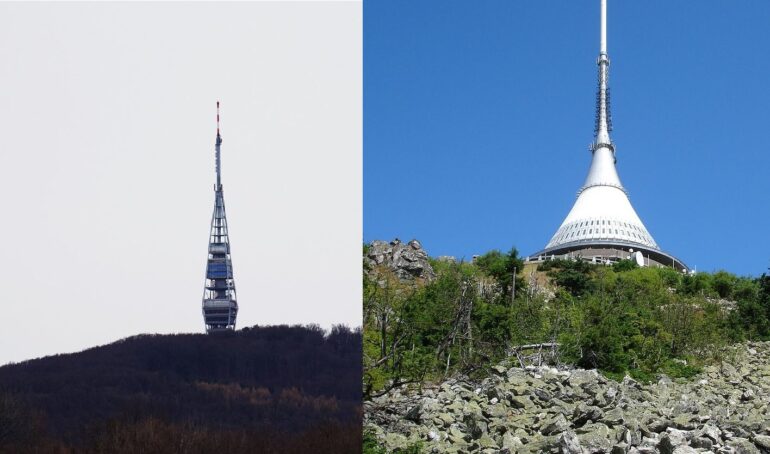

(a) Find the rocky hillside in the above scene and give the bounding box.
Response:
[366,342,770,454]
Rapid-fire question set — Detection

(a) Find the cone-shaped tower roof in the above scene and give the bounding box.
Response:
[532,0,687,271]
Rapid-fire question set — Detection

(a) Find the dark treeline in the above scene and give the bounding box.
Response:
[0,324,362,453]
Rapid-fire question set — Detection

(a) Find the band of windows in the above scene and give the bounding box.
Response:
[548,217,656,248]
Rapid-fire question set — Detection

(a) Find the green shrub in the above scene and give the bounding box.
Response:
[612,259,638,272]
[659,359,701,379]
[546,259,595,296]
[395,442,424,454]
[363,430,387,454]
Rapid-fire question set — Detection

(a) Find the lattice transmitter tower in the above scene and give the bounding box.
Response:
[202,102,239,332]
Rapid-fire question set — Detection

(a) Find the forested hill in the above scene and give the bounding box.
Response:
[364,239,770,397]
[0,325,362,453]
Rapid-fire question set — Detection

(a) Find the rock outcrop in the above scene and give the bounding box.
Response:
[365,342,770,453]
[365,239,436,281]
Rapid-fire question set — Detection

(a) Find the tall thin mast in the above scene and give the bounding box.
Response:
[594,0,613,151]
[600,0,607,55]
[215,101,222,189]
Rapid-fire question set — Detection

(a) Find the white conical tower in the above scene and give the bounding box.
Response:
[531,0,687,271]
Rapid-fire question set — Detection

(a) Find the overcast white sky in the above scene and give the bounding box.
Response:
[0,2,361,365]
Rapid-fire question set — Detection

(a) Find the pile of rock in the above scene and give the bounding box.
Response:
[365,239,436,281]
[365,342,770,453]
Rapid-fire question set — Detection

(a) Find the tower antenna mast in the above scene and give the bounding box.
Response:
[594,0,612,150]
[215,101,222,189]
[601,0,607,55]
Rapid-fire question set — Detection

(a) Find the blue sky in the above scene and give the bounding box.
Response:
[364,0,770,277]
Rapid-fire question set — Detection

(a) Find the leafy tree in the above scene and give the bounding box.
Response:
[474,248,524,301]
[681,272,715,297]
[656,266,682,288]
[363,267,423,396]
[612,259,638,272]
[712,270,737,299]
[546,259,595,296]
[725,271,770,341]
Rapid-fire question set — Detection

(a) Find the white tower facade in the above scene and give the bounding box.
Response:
[530,0,687,271]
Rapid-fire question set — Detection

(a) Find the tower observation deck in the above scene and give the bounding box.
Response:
[202,102,239,332]
[528,0,688,272]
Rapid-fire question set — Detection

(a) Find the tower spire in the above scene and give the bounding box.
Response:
[594,0,612,150]
[215,101,222,189]
[600,0,607,54]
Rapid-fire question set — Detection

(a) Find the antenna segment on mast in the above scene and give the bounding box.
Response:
[600,0,607,55]
[215,101,222,189]
[593,0,612,150]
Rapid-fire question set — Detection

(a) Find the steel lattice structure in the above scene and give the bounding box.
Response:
[202,102,238,332]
